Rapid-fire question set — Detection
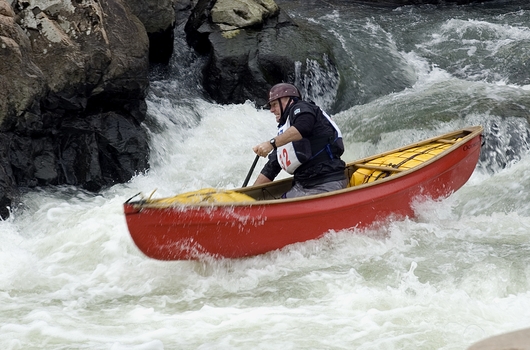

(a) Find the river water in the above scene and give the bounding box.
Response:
[2,1,530,349]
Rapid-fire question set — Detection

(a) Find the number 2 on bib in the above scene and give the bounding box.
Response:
[279,148,291,169]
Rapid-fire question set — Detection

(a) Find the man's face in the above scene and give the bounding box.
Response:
[269,97,290,123]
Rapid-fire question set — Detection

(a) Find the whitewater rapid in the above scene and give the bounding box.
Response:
[2,1,530,349]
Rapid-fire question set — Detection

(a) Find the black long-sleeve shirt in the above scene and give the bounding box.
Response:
[260,100,346,187]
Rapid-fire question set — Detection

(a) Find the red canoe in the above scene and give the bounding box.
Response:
[124,126,483,260]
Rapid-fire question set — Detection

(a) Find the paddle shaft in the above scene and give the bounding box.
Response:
[242,155,260,187]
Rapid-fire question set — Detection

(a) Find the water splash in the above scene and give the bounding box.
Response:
[294,54,339,111]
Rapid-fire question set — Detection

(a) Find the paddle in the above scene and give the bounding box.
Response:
[242,155,260,187]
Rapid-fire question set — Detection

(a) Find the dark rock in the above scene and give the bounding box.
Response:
[56,112,149,191]
[0,0,150,218]
[148,28,175,64]
[127,0,179,64]
[185,0,338,107]
[0,133,17,218]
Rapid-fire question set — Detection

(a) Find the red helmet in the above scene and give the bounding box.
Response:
[267,83,301,103]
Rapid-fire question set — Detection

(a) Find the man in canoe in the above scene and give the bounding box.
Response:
[252,83,347,198]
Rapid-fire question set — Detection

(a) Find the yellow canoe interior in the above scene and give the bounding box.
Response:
[349,135,459,186]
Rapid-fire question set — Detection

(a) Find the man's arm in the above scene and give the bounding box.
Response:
[253,173,272,185]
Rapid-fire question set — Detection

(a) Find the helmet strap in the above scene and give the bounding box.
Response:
[278,97,293,125]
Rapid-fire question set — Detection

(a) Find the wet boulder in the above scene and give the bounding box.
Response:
[184,0,340,107]
[0,0,150,218]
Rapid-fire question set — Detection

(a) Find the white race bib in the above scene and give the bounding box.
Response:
[277,119,304,174]
[276,107,342,175]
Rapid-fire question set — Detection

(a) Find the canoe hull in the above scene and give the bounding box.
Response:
[124,127,482,260]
